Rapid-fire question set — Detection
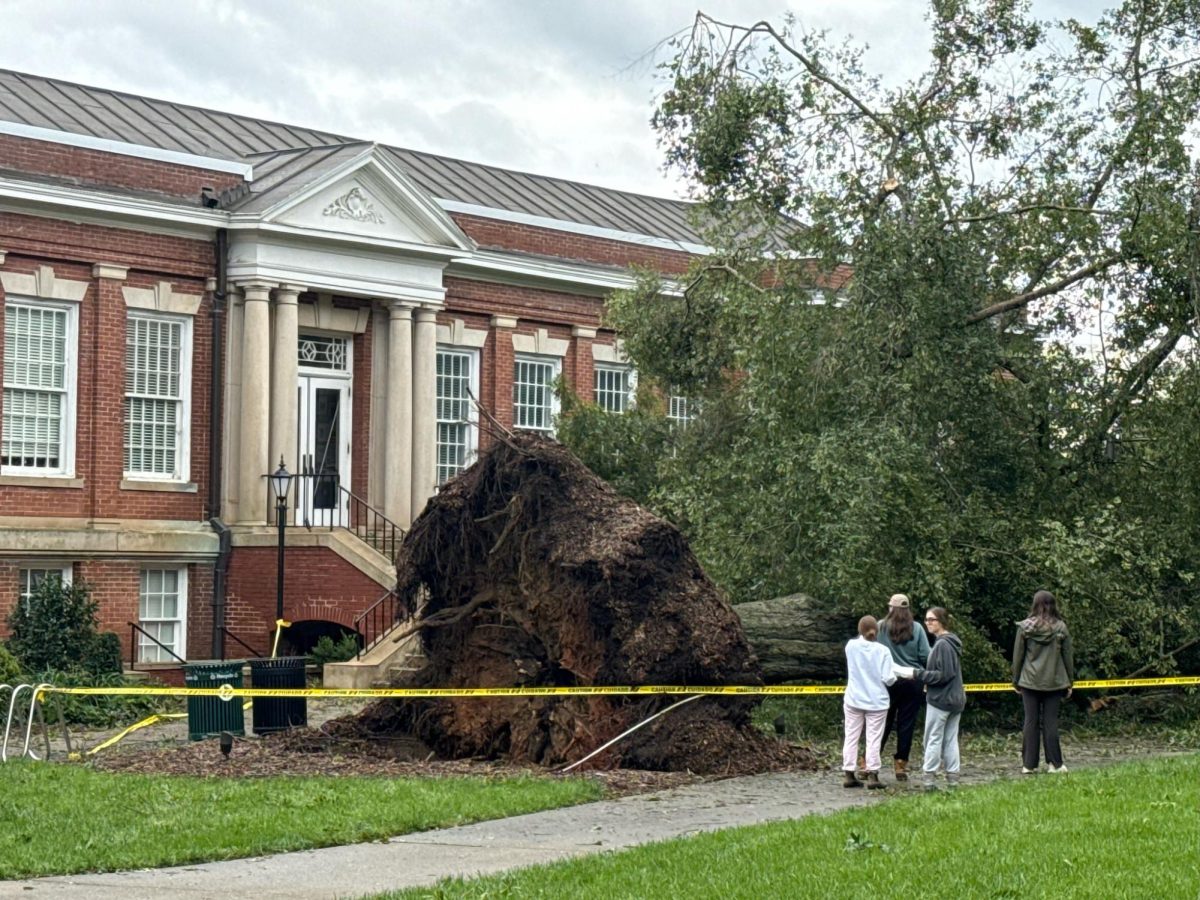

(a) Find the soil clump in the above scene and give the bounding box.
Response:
[365,433,809,774]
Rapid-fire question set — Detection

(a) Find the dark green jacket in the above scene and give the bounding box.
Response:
[1012,618,1075,692]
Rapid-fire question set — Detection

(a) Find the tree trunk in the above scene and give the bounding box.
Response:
[735,593,854,683]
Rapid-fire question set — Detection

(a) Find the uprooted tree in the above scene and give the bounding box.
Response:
[559,0,1200,681]
[358,433,803,774]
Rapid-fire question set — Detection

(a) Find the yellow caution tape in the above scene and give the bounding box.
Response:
[34,675,1200,701]
[85,712,186,755]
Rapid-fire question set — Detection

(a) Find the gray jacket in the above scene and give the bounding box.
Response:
[1012,618,1074,692]
[917,632,965,713]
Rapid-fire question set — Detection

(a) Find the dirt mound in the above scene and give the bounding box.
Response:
[367,432,810,774]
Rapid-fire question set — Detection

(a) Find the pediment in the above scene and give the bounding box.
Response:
[263,149,473,252]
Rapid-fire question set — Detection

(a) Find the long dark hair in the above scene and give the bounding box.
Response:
[1029,589,1061,625]
[887,606,914,644]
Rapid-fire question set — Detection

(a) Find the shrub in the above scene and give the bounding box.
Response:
[0,644,24,684]
[7,578,111,674]
[309,632,360,668]
[35,669,167,728]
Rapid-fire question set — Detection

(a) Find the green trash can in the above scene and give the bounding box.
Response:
[249,656,308,735]
[184,660,246,741]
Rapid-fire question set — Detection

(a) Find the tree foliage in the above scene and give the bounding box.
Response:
[560,0,1200,678]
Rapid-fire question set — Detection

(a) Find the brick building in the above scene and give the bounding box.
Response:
[0,70,704,677]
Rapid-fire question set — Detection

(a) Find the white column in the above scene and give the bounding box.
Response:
[411,307,438,522]
[385,302,414,527]
[269,285,301,490]
[237,282,272,524]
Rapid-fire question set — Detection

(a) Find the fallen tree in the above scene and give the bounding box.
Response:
[368,433,807,774]
[735,593,855,683]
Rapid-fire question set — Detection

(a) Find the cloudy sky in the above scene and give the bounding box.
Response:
[1,0,1094,199]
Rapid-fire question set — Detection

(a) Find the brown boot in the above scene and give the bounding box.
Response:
[894,759,908,782]
[843,770,863,788]
[865,771,885,790]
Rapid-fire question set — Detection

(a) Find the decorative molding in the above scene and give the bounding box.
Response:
[513,327,570,358]
[571,325,597,339]
[322,187,385,224]
[92,263,129,281]
[122,281,203,316]
[297,295,371,334]
[593,340,629,364]
[0,265,89,303]
[436,318,489,349]
[0,251,6,265]
[490,315,518,330]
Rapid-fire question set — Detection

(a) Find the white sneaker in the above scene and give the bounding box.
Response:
[1048,764,1068,774]
[1021,766,1036,775]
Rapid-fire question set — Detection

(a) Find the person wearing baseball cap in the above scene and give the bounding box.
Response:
[876,593,930,782]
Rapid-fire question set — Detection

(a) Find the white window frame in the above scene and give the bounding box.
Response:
[137,567,188,663]
[594,363,636,414]
[2,297,78,477]
[436,346,480,486]
[513,354,561,436]
[124,311,193,482]
[17,564,72,609]
[668,393,697,428]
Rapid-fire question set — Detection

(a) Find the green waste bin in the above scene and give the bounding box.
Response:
[184,660,245,741]
[249,656,308,735]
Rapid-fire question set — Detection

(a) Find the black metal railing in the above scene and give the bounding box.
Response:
[267,460,404,561]
[353,588,412,659]
[218,627,266,661]
[127,621,186,670]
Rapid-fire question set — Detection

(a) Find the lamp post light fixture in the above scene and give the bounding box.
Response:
[269,458,293,624]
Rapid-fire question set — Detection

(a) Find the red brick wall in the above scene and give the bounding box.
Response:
[0,233,213,521]
[451,213,695,274]
[224,546,389,648]
[0,134,244,200]
[0,560,213,662]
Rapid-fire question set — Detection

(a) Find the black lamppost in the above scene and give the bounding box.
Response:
[268,458,293,623]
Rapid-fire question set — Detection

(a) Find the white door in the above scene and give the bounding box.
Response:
[296,374,351,527]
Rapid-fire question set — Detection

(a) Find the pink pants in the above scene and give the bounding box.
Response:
[843,704,888,772]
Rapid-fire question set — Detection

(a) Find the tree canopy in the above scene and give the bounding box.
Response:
[559,0,1200,680]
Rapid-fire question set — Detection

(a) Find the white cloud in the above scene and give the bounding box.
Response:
[0,0,1107,198]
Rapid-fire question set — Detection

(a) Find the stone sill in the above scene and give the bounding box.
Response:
[121,479,199,493]
[0,475,85,489]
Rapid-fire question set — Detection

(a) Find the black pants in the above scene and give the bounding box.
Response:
[882,678,923,761]
[1021,688,1065,769]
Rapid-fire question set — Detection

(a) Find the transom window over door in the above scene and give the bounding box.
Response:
[125,313,191,480]
[513,355,560,435]
[298,334,348,371]
[2,300,76,474]
[436,348,478,485]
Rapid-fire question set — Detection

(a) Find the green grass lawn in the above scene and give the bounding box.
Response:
[0,763,601,878]
[384,755,1200,900]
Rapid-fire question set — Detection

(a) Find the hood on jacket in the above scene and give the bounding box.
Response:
[1018,617,1068,644]
[937,632,963,653]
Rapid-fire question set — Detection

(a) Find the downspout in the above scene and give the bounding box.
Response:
[209,227,231,658]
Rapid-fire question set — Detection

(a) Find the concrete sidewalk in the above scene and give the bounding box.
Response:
[0,769,886,899]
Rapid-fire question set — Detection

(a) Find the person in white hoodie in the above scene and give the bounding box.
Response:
[843,615,912,789]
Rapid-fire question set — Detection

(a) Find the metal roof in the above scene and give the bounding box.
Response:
[0,69,706,247]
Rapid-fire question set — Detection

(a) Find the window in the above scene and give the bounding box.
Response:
[124,313,191,480]
[138,568,187,663]
[594,364,634,414]
[668,393,697,428]
[513,355,560,435]
[436,348,479,485]
[18,565,71,608]
[2,300,77,474]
